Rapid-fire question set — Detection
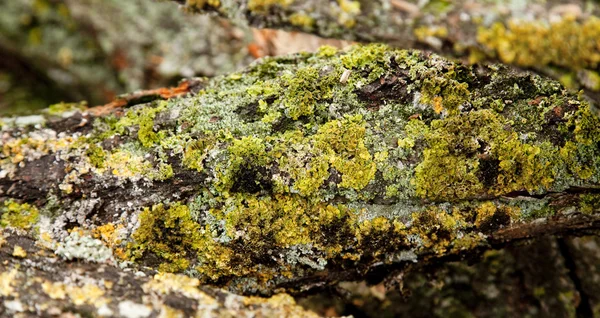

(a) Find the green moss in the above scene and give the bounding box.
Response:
[1,200,39,230]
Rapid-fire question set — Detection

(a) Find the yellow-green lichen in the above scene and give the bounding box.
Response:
[183,136,216,173]
[579,194,600,215]
[47,101,86,116]
[419,68,470,115]
[114,101,167,148]
[248,0,293,12]
[477,16,600,70]
[86,144,107,169]
[341,44,388,83]
[216,135,269,193]
[313,115,376,190]
[413,110,558,200]
[185,0,221,10]
[1,200,39,230]
[289,13,315,28]
[279,65,339,120]
[336,0,361,28]
[128,203,204,272]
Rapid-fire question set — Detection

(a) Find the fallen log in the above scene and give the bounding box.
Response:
[1,45,599,310]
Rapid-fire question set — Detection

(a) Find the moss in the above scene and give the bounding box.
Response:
[1,200,39,230]
[476,16,600,70]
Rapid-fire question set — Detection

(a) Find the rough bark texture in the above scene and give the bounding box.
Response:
[177,0,600,111]
[1,46,600,318]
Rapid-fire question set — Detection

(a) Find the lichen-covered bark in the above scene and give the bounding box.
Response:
[176,0,600,110]
[1,45,600,298]
[0,231,319,317]
[0,0,253,114]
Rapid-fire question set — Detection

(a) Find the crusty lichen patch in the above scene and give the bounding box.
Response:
[2,44,599,294]
[1,200,39,230]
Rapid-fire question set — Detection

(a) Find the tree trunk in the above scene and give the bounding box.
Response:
[1,45,600,315]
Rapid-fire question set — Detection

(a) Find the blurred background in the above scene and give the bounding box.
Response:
[0,0,350,115]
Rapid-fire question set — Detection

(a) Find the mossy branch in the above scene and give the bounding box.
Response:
[1,45,600,313]
[176,0,600,110]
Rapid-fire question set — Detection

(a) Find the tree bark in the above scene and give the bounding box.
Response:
[1,45,600,315]
[176,0,600,111]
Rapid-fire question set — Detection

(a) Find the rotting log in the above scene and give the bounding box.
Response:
[176,0,600,109]
[1,45,600,311]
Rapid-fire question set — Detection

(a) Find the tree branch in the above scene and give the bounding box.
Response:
[177,0,600,111]
[1,45,599,306]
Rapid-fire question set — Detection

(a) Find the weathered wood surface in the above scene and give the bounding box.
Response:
[1,46,599,318]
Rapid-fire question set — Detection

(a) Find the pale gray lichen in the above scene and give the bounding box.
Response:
[55,231,114,263]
